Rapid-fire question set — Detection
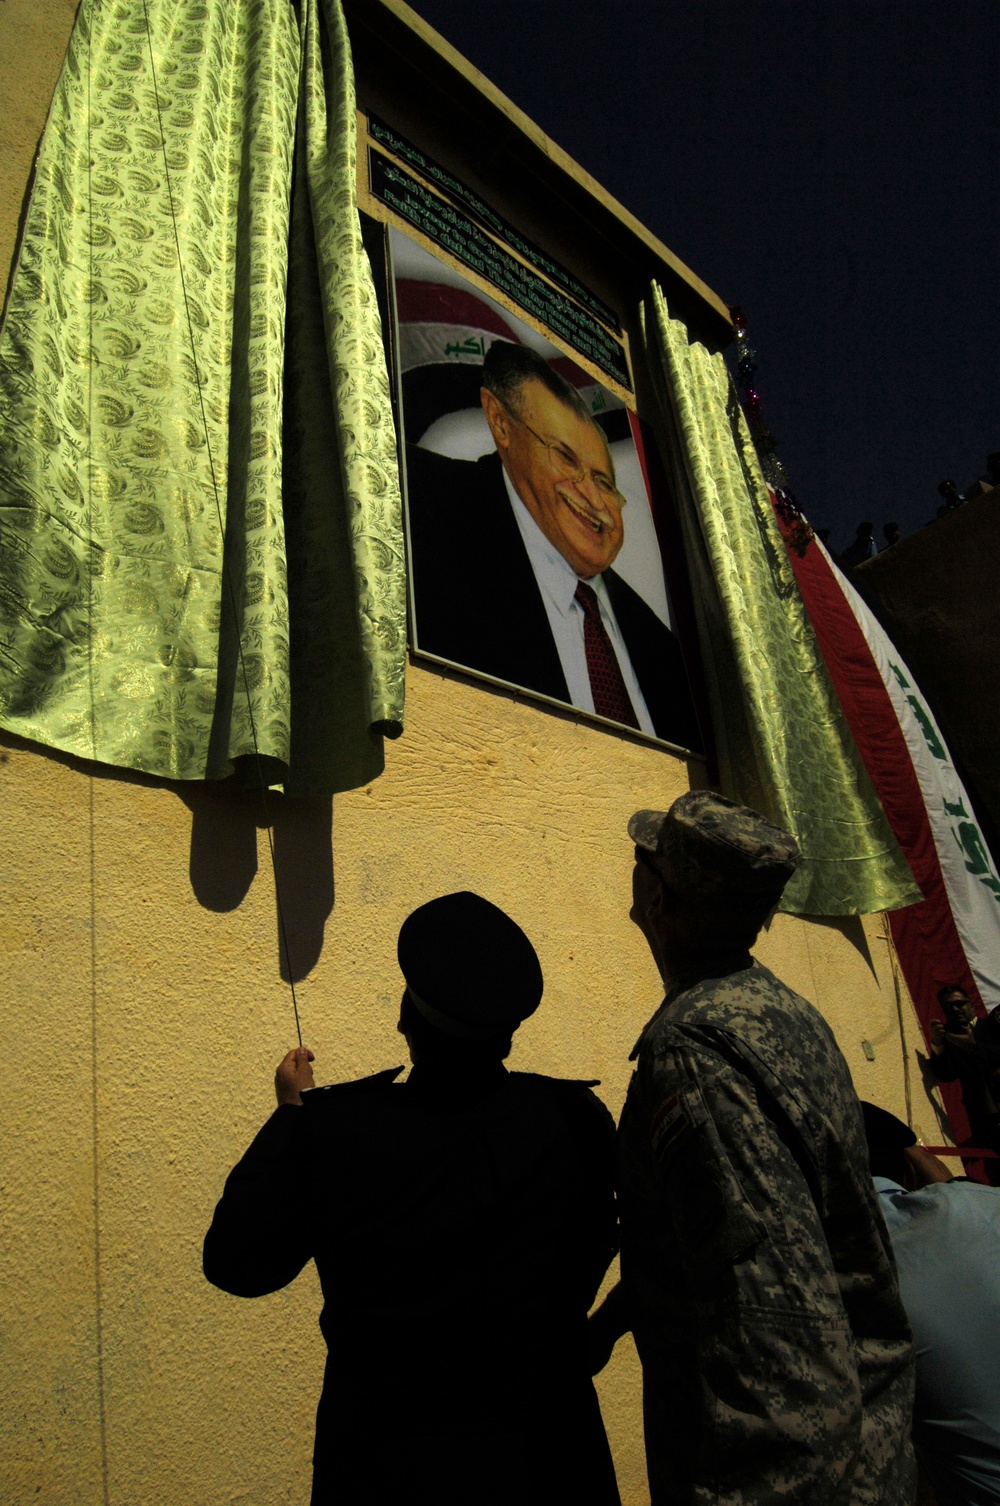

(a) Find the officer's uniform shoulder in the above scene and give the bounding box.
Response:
[636,962,756,1051]
[508,1070,601,1094]
[302,1066,404,1109]
[709,961,838,1048]
[671,961,818,1029]
[508,1072,615,1129]
[638,961,836,1073]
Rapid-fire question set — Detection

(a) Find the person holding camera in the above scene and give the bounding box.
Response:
[929,986,1000,1156]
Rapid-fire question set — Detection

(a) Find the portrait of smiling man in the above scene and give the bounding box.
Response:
[404,341,702,751]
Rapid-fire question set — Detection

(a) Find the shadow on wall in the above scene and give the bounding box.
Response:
[915,1051,956,1142]
[762,911,879,979]
[416,657,713,779]
[0,728,335,984]
[171,783,334,985]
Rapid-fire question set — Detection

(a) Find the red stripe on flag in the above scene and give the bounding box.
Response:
[394,279,517,338]
[772,505,979,1149]
[549,355,595,389]
[921,1146,998,1159]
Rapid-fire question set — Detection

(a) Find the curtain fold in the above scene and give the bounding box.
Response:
[278,0,406,795]
[0,0,405,793]
[642,284,919,915]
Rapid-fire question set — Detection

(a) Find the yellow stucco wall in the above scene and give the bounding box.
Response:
[1,8,943,1505]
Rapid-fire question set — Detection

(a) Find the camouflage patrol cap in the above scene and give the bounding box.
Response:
[397,891,543,1040]
[628,791,800,913]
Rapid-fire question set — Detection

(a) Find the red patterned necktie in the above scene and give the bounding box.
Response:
[574,581,640,728]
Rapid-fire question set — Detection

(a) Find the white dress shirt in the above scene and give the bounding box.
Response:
[503,467,655,735]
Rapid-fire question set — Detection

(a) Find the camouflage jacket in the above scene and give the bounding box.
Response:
[618,958,916,1506]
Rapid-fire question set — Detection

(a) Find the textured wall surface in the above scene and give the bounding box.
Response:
[1,7,939,1505]
[0,667,938,1506]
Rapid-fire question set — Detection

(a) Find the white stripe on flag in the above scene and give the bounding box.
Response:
[822,542,1000,1009]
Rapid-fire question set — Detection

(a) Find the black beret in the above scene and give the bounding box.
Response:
[397,891,543,1039]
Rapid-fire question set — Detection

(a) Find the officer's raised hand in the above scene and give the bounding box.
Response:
[275,1046,315,1107]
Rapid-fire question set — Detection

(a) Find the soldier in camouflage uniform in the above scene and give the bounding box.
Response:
[611,791,916,1505]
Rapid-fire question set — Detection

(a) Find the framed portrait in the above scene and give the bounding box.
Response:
[388,227,704,756]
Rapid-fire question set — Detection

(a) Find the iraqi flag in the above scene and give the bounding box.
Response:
[772,497,1000,1152]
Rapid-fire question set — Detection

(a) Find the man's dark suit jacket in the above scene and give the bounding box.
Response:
[204,1063,623,1506]
[405,445,702,752]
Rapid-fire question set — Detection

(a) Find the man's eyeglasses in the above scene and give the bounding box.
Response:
[503,403,626,510]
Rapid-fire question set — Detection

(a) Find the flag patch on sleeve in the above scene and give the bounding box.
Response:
[651,1091,693,1161]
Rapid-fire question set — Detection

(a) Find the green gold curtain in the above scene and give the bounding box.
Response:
[642,285,918,915]
[0,0,405,793]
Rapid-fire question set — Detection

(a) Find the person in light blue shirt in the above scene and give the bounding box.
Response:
[864,1102,1000,1506]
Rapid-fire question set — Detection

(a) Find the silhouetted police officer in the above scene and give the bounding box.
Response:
[204,891,621,1506]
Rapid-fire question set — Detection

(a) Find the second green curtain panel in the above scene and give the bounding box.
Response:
[643,285,919,915]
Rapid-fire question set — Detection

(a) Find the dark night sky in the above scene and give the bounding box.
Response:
[409,1,999,550]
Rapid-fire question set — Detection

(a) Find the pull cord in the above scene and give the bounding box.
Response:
[142,1,302,1044]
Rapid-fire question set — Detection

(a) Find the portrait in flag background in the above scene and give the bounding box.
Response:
[391,230,702,754]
